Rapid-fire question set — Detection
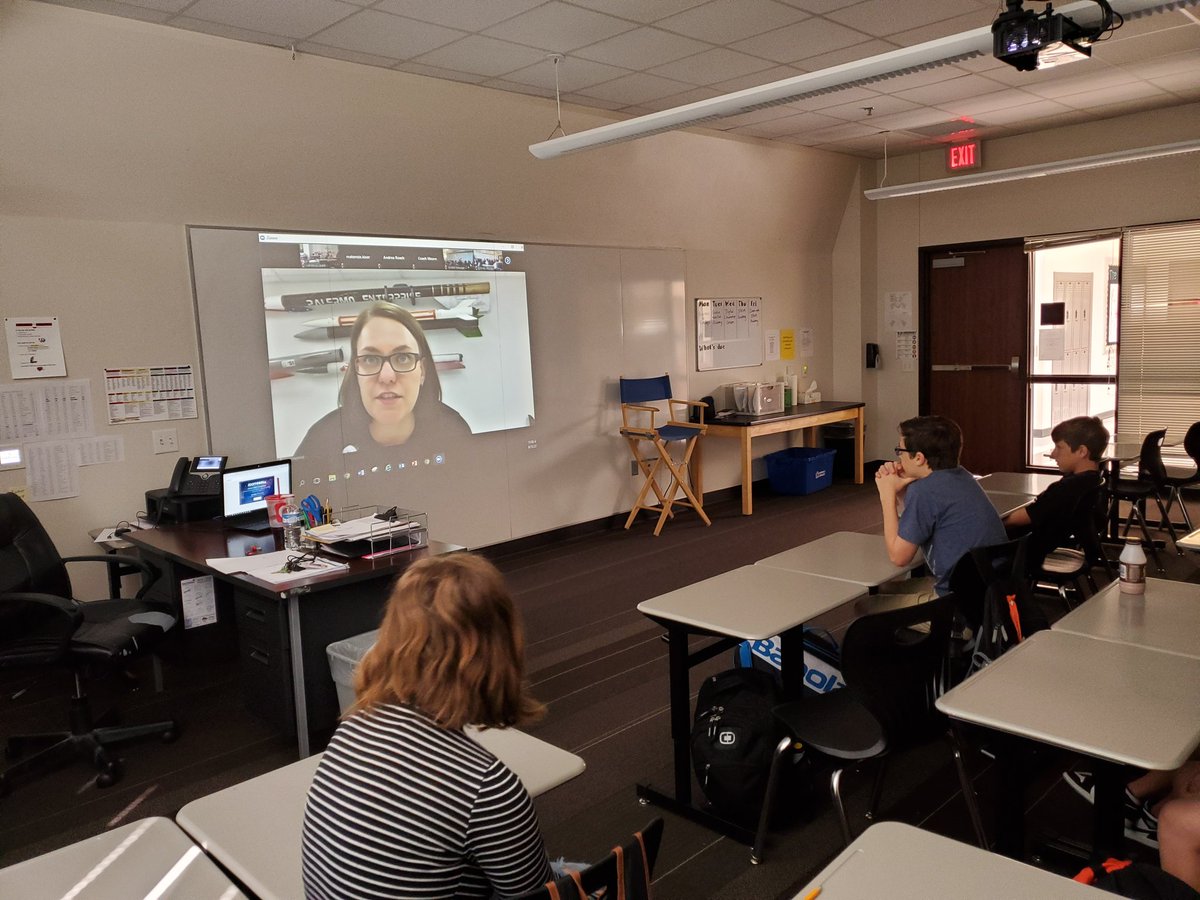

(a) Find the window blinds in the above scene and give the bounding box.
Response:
[1117,221,1200,464]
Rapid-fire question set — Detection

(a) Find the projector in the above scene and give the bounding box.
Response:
[992,0,1111,71]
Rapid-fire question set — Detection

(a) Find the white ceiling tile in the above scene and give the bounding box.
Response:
[311,9,465,58]
[1021,65,1141,100]
[708,64,804,93]
[563,0,711,23]
[817,92,918,120]
[483,77,558,99]
[801,120,881,141]
[871,63,974,94]
[968,97,1076,126]
[574,26,711,69]
[171,16,292,48]
[827,0,986,38]
[1053,80,1171,110]
[864,106,961,132]
[656,0,807,45]
[1099,25,1200,66]
[1151,79,1200,100]
[374,0,545,31]
[775,0,867,13]
[483,1,636,52]
[648,47,775,85]
[635,85,723,110]
[557,91,628,110]
[796,37,897,70]
[297,40,403,67]
[729,110,842,137]
[936,88,1050,118]
[412,35,548,77]
[396,61,489,83]
[784,84,883,111]
[717,105,810,128]
[891,73,999,105]
[502,55,630,92]
[887,8,994,46]
[1116,49,1200,81]
[731,18,874,65]
[182,0,357,38]
[575,71,694,104]
[37,0,175,23]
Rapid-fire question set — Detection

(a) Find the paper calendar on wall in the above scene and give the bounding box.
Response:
[695,297,763,371]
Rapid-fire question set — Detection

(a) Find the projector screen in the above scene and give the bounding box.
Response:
[256,232,533,500]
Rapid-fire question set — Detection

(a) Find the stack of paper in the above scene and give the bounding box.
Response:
[203,550,348,585]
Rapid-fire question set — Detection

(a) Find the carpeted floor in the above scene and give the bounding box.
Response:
[2,480,1198,898]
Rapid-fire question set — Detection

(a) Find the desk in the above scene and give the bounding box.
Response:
[636,565,865,840]
[755,531,922,590]
[1052,577,1200,659]
[791,821,1099,899]
[176,728,584,900]
[983,489,1035,517]
[937,630,1200,856]
[697,401,865,515]
[977,472,1060,495]
[0,816,246,899]
[124,524,462,757]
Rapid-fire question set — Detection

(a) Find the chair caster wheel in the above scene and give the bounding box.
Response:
[750,855,761,865]
[638,797,648,806]
[96,760,123,788]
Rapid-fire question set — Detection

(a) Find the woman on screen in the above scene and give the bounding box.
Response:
[300,553,554,898]
[294,302,471,476]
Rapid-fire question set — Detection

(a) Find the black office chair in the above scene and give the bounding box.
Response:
[751,595,986,862]
[1163,421,1200,533]
[1109,429,1180,561]
[0,492,179,795]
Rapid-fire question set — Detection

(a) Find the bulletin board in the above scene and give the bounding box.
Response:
[695,297,763,371]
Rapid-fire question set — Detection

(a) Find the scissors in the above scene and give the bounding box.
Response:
[300,494,323,527]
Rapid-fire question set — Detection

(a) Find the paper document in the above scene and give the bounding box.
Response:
[305,514,420,544]
[181,575,217,629]
[204,549,348,584]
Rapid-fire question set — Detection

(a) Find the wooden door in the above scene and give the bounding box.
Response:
[922,242,1028,474]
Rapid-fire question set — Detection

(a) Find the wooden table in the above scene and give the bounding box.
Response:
[0,817,247,899]
[636,565,865,840]
[1052,577,1200,659]
[124,524,463,757]
[176,729,584,900]
[937,630,1200,856]
[755,531,923,591]
[791,821,1100,899]
[696,401,865,515]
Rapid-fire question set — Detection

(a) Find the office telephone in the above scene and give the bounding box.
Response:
[167,455,228,497]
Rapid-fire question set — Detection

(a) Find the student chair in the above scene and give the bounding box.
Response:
[1163,421,1200,533]
[518,818,663,900]
[1108,429,1180,561]
[1036,481,1112,608]
[0,493,179,795]
[619,375,710,536]
[751,595,986,862]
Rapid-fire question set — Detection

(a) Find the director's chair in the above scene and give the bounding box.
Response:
[619,375,711,536]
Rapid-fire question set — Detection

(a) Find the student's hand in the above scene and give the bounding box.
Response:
[875,461,915,498]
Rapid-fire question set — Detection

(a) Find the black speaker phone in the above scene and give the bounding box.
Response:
[167,456,228,498]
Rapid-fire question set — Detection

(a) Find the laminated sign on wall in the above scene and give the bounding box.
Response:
[696,297,763,371]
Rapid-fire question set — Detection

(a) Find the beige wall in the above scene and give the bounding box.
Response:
[0,0,860,592]
[865,103,1200,460]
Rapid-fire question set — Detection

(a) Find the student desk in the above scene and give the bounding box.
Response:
[977,471,1060,495]
[937,630,1200,857]
[792,821,1099,899]
[636,565,865,841]
[695,401,865,515]
[175,728,585,900]
[755,530,922,591]
[1052,577,1200,659]
[982,489,1036,517]
[123,524,463,757]
[0,816,247,899]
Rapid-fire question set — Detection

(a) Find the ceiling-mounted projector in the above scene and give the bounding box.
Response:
[992,0,1119,70]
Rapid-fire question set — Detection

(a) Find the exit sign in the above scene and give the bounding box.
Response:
[947,140,982,171]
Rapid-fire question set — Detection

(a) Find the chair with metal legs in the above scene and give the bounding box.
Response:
[1109,429,1180,562]
[1163,421,1200,533]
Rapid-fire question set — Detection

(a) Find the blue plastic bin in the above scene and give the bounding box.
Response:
[764,447,836,495]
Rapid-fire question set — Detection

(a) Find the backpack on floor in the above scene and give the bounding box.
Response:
[733,626,844,694]
[1074,859,1200,899]
[690,668,782,824]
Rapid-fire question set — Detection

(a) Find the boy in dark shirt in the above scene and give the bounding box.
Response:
[1002,415,1108,573]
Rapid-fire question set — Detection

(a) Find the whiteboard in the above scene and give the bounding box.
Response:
[695,297,763,371]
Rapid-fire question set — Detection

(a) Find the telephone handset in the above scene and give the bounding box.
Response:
[167,456,228,497]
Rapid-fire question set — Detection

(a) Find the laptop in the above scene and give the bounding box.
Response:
[221,459,292,533]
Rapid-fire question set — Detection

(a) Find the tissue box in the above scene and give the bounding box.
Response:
[803,390,822,404]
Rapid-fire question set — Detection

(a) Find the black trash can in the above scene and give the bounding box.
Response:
[823,422,857,481]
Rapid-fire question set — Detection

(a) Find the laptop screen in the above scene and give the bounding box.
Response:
[221,460,292,519]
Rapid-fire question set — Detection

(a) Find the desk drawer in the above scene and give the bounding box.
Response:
[234,594,294,734]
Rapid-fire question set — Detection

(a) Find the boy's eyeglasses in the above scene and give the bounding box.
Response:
[894,446,914,457]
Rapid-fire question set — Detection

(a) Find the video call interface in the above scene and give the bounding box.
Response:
[256,232,535,498]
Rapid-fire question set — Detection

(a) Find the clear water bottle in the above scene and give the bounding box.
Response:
[1119,537,1147,594]
[281,504,304,551]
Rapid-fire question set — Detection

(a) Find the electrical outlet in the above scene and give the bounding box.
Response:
[152,428,178,454]
[631,460,639,476]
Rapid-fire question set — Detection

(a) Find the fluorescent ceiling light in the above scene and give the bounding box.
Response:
[863,138,1200,200]
[528,0,1197,160]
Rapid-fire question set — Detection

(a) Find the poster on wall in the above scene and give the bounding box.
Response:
[695,297,763,371]
[5,316,66,379]
[104,365,198,424]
